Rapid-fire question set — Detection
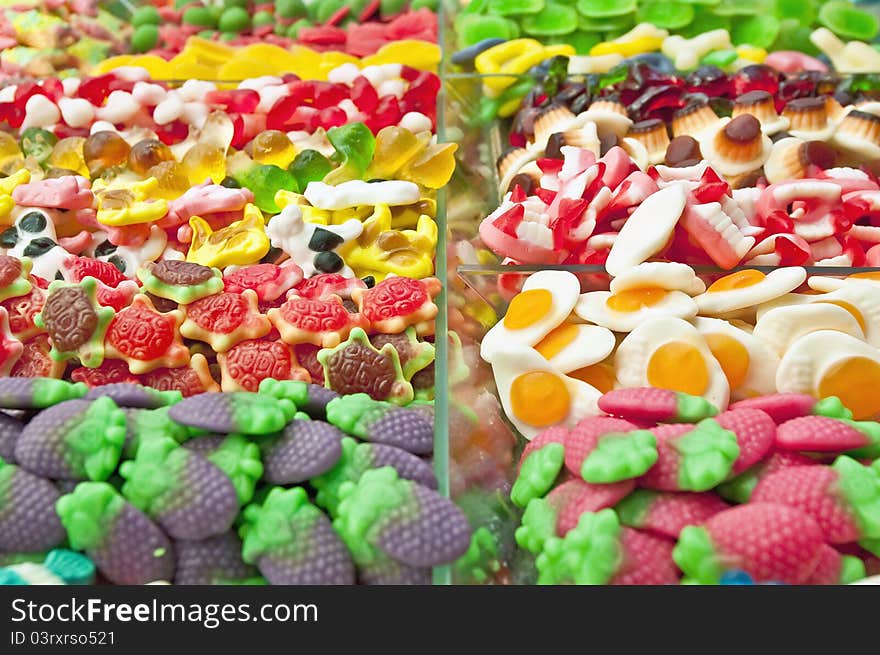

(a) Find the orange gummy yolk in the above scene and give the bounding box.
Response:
[646,342,709,396]
[504,289,553,330]
[704,333,750,390]
[818,300,867,333]
[851,272,880,281]
[510,371,571,427]
[569,363,616,393]
[707,270,766,292]
[535,323,580,359]
[818,356,880,420]
[606,287,667,312]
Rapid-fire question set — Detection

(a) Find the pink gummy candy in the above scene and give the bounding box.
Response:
[563,416,640,477]
[12,176,93,210]
[547,478,635,536]
[598,387,714,423]
[162,183,254,229]
[714,408,776,474]
[730,393,831,424]
[776,416,873,452]
[517,425,570,473]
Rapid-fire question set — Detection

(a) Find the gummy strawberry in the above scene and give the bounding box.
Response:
[805,544,866,585]
[615,489,730,539]
[512,426,568,508]
[0,413,21,464]
[714,408,776,474]
[241,486,355,585]
[729,393,852,423]
[168,391,296,435]
[119,436,239,540]
[536,509,679,585]
[515,478,635,554]
[673,502,824,584]
[751,456,880,543]
[174,531,261,585]
[564,416,656,484]
[14,397,126,481]
[640,419,740,492]
[716,449,817,504]
[83,382,182,409]
[0,456,66,552]
[358,558,432,585]
[56,482,175,585]
[258,378,339,420]
[325,392,432,455]
[182,434,264,505]
[312,437,437,515]
[335,467,471,569]
[0,377,87,409]
[776,416,880,458]
[262,418,344,485]
[598,388,719,423]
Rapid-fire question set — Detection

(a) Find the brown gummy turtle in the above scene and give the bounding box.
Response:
[0,255,22,288]
[40,287,97,355]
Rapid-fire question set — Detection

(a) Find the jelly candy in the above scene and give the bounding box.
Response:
[218,338,310,392]
[326,392,433,454]
[168,392,296,435]
[140,353,221,397]
[222,260,303,303]
[262,418,345,484]
[0,457,66,552]
[235,164,297,214]
[128,139,175,175]
[49,137,89,177]
[181,289,271,353]
[370,328,435,380]
[94,178,169,227]
[252,130,297,168]
[174,531,260,585]
[258,379,340,420]
[138,260,224,304]
[104,295,190,375]
[83,383,182,410]
[341,209,438,281]
[83,131,130,177]
[267,294,368,348]
[266,203,362,277]
[325,122,376,185]
[187,204,271,268]
[182,143,227,186]
[353,275,441,334]
[290,149,334,191]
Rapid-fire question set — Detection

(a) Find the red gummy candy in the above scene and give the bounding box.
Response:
[294,342,325,382]
[221,338,309,391]
[714,408,776,475]
[776,416,873,452]
[204,89,260,114]
[70,358,138,387]
[294,273,366,300]
[10,334,56,378]
[298,26,347,47]
[63,256,127,288]
[350,76,379,114]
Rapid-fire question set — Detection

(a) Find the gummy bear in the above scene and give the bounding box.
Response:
[251,130,297,169]
[83,132,131,178]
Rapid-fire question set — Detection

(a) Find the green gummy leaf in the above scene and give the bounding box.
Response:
[454,527,500,585]
[675,392,718,423]
[581,430,658,484]
[840,555,866,585]
[511,443,565,508]
[32,379,88,408]
[204,435,264,505]
[515,497,559,555]
[614,489,658,529]
[842,419,880,460]
[672,525,723,584]
[240,486,321,564]
[716,468,759,504]
[814,396,853,420]
[535,509,622,585]
[56,482,127,551]
[576,0,636,18]
[488,0,544,16]
[675,419,740,492]
[636,2,695,30]
[325,393,389,439]
[833,455,880,539]
[65,396,126,481]
[119,436,186,516]
[312,437,364,514]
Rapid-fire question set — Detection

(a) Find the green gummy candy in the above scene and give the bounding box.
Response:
[197,30,218,40]
[773,0,816,24]
[577,12,635,33]
[535,509,622,585]
[576,0,636,19]
[66,396,127,481]
[125,406,190,460]
[287,19,312,39]
[713,0,763,16]
[860,536,880,558]
[673,525,723,584]
[732,15,781,48]
[716,468,759,504]
[316,0,347,23]
[380,0,409,17]
[223,0,250,8]
[515,497,557,554]
[312,437,363,514]
[488,0,545,16]
[119,437,186,516]
[237,165,297,214]
[581,430,658,484]
[56,482,127,552]
[276,0,307,18]
[289,149,333,189]
[44,549,95,585]
[455,14,519,48]
[218,6,251,33]
[814,396,853,420]
[253,11,275,28]
[325,393,387,439]
[819,1,879,42]
[772,18,820,55]
[614,489,657,529]
[841,555,866,585]
[182,7,216,28]
[636,1,695,30]
[675,419,740,492]
[842,419,880,459]
[32,379,88,408]
[20,128,57,166]
[675,393,719,423]
[454,527,500,585]
[544,30,602,54]
[701,49,738,68]
[410,0,438,10]
[682,12,730,38]
[131,6,161,27]
[240,486,322,564]
[522,3,578,36]
[203,435,264,505]
[325,122,376,185]
[677,0,720,5]
[131,25,160,53]
[511,443,565,508]
[833,456,880,539]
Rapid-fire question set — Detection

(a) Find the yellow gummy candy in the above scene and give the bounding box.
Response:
[0,169,31,195]
[363,41,440,72]
[590,36,665,58]
[274,189,310,211]
[184,37,236,67]
[95,178,168,227]
[400,142,458,190]
[736,45,767,64]
[365,127,432,180]
[93,55,171,79]
[187,203,270,268]
[0,196,13,221]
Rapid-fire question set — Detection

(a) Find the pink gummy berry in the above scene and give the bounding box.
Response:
[776,416,879,453]
[616,489,730,539]
[714,408,776,474]
[611,528,680,585]
[548,478,636,536]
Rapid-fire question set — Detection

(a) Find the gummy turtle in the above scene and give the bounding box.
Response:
[180,289,271,353]
[353,276,441,335]
[137,260,224,304]
[0,307,22,375]
[140,353,221,397]
[34,277,114,368]
[1,283,46,341]
[71,359,139,388]
[370,328,435,380]
[104,294,190,374]
[218,338,309,392]
[317,328,414,404]
[267,294,368,348]
[10,334,63,379]
[0,255,32,303]
[222,260,303,303]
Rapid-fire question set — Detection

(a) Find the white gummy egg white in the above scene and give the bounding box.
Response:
[806,281,880,347]
[609,262,706,296]
[776,330,880,420]
[754,293,817,321]
[533,322,616,373]
[575,288,698,332]
[492,345,601,440]
[694,267,806,316]
[752,303,865,356]
[615,316,730,410]
[693,317,779,400]
[480,271,581,363]
[808,272,880,292]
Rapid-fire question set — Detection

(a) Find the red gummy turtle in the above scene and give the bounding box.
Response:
[180,289,271,353]
[267,294,367,348]
[139,353,220,396]
[104,294,190,374]
[61,255,138,312]
[0,307,23,375]
[218,338,310,392]
[1,283,45,341]
[295,273,368,300]
[353,275,441,335]
[222,260,303,303]
[10,334,62,378]
[70,358,139,387]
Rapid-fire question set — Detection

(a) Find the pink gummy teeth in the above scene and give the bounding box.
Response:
[729,393,852,423]
[598,388,718,424]
[776,416,880,457]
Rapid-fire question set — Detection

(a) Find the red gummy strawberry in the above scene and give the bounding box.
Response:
[805,544,866,584]
[535,509,680,585]
[615,489,729,539]
[714,408,776,475]
[598,387,718,424]
[730,393,851,423]
[717,449,817,503]
[564,416,656,484]
[673,502,824,584]
[751,456,880,543]
[514,478,635,554]
[511,426,569,508]
[776,416,880,457]
[639,420,740,492]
